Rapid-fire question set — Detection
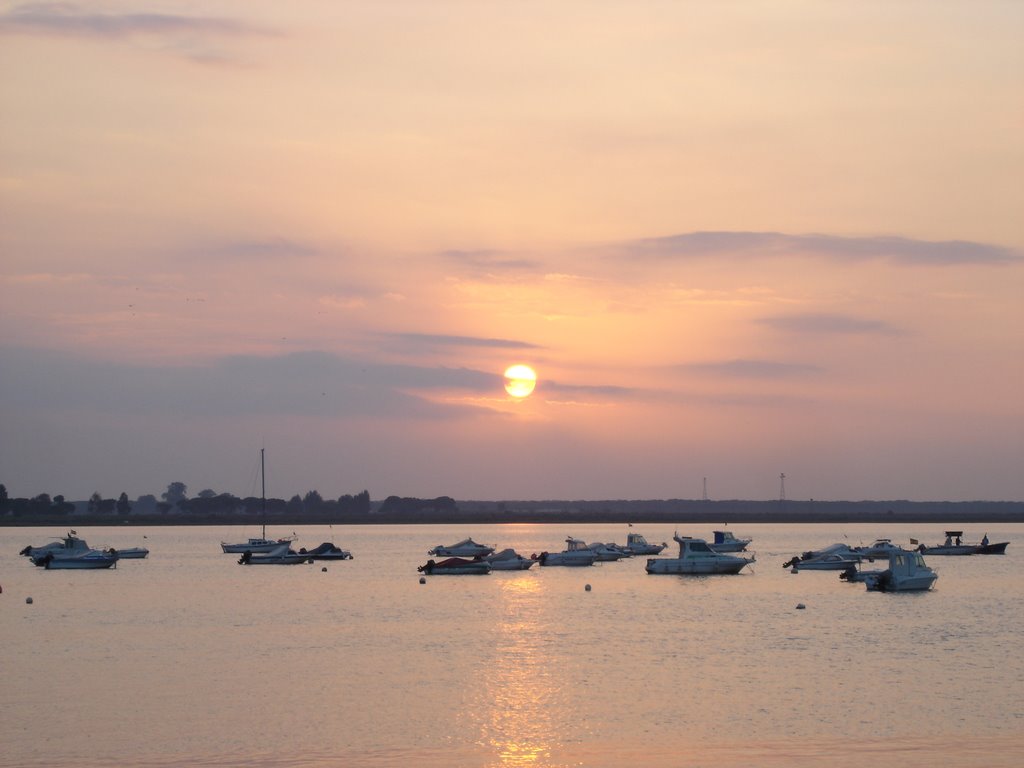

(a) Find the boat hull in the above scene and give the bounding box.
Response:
[44,555,118,569]
[486,558,535,570]
[646,558,750,575]
[976,542,1008,555]
[536,552,596,566]
[222,539,295,553]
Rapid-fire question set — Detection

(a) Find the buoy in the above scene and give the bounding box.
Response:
[321,567,327,572]
[419,576,426,584]
[796,603,806,610]
[26,597,33,604]
[585,584,592,592]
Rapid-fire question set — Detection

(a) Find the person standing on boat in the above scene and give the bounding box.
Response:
[982,533,989,546]
[955,535,962,546]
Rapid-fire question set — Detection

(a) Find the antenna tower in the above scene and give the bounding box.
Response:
[779,473,786,502]
[702,477,708,502]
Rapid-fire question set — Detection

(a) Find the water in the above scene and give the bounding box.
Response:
[2,523,1022,767]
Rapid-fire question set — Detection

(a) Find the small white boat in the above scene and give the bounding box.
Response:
[108,547,149,559]
[623,532,667,555]
[40,550,119,570]
[221,450,296,553]
[238,544,310,565]
[484,548,535,570]
[863,549,938,592]
[646,535,754,575]
[22,531,90,562]
[783,544,862,571]
[709,530,752,553]
[427,538,495,557]
[300,542,353,561]
[587,542,630,561]
[417,557,492,575]
[536,537,597,566]
[855,538,901,559]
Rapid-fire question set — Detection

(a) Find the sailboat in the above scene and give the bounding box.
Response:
[220,449,296,553]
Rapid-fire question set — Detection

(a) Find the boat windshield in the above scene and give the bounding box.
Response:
[689,540,713,553]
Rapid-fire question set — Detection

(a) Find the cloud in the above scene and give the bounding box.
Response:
[0,3,279,63]
[440,249,542,274]
[0,347,501,422]
[385,333,542,351]
[0,3,271,38]
[757,313,901,336]
[677,359,823,378]
[620,232,1020,266]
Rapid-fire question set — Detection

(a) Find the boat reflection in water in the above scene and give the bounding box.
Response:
[464,575,555,766]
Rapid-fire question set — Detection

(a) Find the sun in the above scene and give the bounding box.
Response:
[504,364,537,398]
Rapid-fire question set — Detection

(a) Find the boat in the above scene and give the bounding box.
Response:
[587,542,630,561]
[917,531,1008,556]
[221,449,296,553]
[238,544,310,565]
[623,532,667,555]
[417,557,491,575]
[862,549,938,592]
[854,538,901,559]
[299,542,353,560]
[484,548,536,570]
[38,550,119,570]
[645,535,755,575]
[427,538,495,557]
[535,537,597,566]
[709,530,752,552]
[783,544,862,571]
[107,547,149,559]
[21,531,90,561]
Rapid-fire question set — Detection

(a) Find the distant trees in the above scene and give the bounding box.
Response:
[378,495,457,515]
[162,482,188,508]
[116,492,132,516]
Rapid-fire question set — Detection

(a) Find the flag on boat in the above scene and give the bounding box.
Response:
[909,538,919,545]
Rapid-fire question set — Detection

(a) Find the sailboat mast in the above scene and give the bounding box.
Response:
[261,448,266,540]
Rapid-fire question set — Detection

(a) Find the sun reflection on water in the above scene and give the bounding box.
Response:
[468,575,561,767]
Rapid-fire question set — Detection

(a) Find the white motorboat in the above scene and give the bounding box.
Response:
[855,538,901,559]
[783,544,862,571]
[709,530,752,553]
[427,538,495,558]
[417,557,492,575]
[300,542,353,561]
[238,544,309,565]
[107,547,149,559]
[39,550,119,570]
[863,549,938,592]
[536,537,597,566]
[645,535,754,575]
[587,542,630,561]
[484,548,535,570]
[623,532,667,555]
[221,449,296,554]
[22,531,90,562]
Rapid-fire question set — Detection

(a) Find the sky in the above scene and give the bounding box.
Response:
[1,1,1022,504]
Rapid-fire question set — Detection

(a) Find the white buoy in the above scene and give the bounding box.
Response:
[584,584,592,591]
[796,603,806,610]
[419,576,426,584]
[26,597,33,604]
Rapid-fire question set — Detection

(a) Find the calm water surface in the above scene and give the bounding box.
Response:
[2,523,1022,767]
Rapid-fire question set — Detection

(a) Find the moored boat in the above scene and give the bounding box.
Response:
[39,550,119,570]
[863,549,938,592]
[709,530,752,553]
[535,537,597,567]
[484,549,535,570]
[417,557,491,575]
[646,535,754,575]
[917,531,1009,556]
[300,542,353,560]
[221,449,296,554]
[783,544,862,571]
[854,538,901,559]
[238,544,310,565]
[587,542,630,561]
[623,532,667,555]
[21,531,90,562]
[427,538,495,558]
[108,547,149,559]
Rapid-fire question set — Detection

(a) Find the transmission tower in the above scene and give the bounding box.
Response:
[779,473,786,502]
[702,477,708,502]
